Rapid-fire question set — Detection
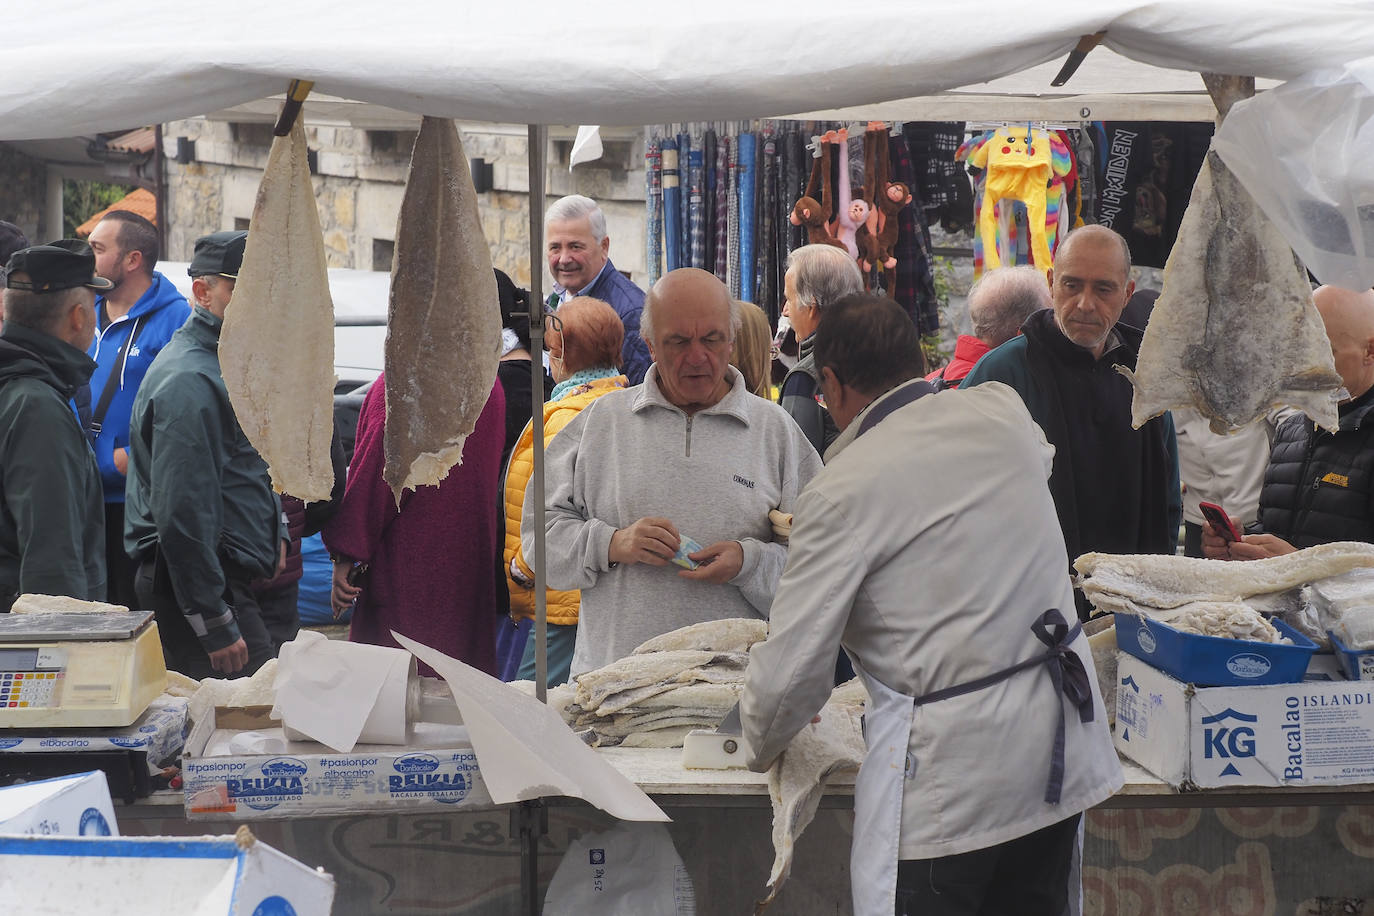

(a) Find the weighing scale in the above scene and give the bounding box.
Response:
[0,611,166,729]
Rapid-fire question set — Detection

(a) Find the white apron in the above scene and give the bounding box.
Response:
[849,661,915,916]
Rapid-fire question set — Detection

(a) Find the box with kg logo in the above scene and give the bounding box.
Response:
[1115,653,1374,789]
[182,706,493,820]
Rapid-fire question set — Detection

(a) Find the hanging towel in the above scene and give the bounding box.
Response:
[759,130,778,315]
[688,129,706,269]
[714,134,731,284]
[727,134,741,297]
[677,130,692,271]
[661,136,682,274]
[645,134,663,287]
[736,131,757,303]
[703,128,718,273]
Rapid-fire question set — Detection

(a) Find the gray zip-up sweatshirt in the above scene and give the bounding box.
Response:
[526,365,821,676]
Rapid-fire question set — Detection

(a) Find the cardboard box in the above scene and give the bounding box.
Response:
[182,705,493,820]
[0,832,334,914]
[0,771,117,837]
[1116,652,1374,788]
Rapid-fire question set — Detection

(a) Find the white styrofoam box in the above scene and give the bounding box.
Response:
[0,833,334,915]
[183,706,490,820]
[0,771,116,837]
[1116,652,1374,789]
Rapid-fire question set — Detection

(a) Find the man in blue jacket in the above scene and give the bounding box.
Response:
[543,195,650,386]
[86,210,191,607]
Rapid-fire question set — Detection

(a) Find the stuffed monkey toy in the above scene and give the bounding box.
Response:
[790,133,847,250]
[967,126,1065,277]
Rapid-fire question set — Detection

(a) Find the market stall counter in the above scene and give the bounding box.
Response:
[113,746,1374,916]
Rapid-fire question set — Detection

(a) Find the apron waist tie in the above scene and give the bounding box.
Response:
[913,608,1094,804]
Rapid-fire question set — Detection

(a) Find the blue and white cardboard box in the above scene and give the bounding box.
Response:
[1116,652,1374,789]
[0,832,334,914]
[182,705,492,821]
[0,771,117,837]
[0,696,187,775]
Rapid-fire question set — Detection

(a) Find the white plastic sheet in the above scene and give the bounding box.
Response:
[1214,57,1374,289]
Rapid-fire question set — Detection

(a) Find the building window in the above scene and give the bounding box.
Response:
[367,131,417,155]
[230,122,274,147]
[234,218,250,231]
[372,239,395,272]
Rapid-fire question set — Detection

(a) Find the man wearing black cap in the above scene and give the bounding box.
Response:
[124,230,278,678]
[0,244,110,611]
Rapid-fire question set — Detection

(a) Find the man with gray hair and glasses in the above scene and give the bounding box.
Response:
[544,194,651,385]
[778,243,865,454]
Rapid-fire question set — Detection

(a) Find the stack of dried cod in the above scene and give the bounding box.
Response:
[560,619,767,747]
[1075,542,1374,646]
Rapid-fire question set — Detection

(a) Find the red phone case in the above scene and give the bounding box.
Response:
[1198,502,1240,542]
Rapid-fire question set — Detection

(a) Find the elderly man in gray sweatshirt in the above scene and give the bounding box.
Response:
[528,268,821,677]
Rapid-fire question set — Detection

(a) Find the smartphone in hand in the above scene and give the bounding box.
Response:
[1198,501,1241,543]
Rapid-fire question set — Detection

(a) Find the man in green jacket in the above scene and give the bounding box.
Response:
[0,244,110,611]
[125,231,278,678]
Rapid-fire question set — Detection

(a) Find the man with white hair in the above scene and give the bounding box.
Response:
[928,265,1050,390]
[530,268,820,675]
[544,194,651,385]
[778,243,865,453]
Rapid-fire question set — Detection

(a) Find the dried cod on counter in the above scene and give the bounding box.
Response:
[562,619,767,747]
[384,116,502,503]
[1122,150,1342,435]
[219,118,336,502]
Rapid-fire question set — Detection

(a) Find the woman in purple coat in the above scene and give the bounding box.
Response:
[324,373,505,676]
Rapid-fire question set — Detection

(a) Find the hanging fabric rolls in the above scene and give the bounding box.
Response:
[661,136,682,273]
[737,130,757,303]
[703,127,718,273]
[758,127,778,314]
[645,133,663,286]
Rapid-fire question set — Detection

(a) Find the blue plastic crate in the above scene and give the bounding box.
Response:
[1327,629,1374,681]
[1114,613,1317,687]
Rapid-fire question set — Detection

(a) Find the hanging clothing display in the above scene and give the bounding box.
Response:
[641,119,961,336]
[1092,121,1213,269]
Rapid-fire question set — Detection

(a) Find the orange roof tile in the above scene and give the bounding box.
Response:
[75,188,157,237]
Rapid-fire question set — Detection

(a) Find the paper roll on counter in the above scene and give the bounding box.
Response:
[272,632,421,752]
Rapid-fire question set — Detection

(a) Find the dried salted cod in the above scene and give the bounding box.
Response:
[1075,542,1374,611]
[632,618,768,655]
[220,118,335,501]
[757,690,866,913]
[384,116,501,502]
[1124,151,1342,435]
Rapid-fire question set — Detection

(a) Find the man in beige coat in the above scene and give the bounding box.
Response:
[741,293,1121,916]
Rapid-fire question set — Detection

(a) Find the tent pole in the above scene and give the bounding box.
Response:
[522,123,550,916]
[528,123,550,708]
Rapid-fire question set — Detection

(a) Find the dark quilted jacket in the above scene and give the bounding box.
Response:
[1256,389,1374,547]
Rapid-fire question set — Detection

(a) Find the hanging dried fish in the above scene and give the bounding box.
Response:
[384,116,501,502]
[1123,151,1342,434]
[220,118,336,502]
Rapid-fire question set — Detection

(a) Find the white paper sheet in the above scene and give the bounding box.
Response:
[272,631,415,752]
[393,631,669,822]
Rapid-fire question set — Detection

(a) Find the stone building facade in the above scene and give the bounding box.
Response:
[161,117,649,292]
[0,145,50,242]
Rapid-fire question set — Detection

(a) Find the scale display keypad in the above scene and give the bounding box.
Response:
[0,671,62,708]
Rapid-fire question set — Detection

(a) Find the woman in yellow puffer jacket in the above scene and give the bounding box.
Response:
[504,297,627,686]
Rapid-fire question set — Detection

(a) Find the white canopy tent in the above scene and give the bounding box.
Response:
[3,2,1373,138]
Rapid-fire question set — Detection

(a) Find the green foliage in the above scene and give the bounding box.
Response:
[62,180,134,238]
